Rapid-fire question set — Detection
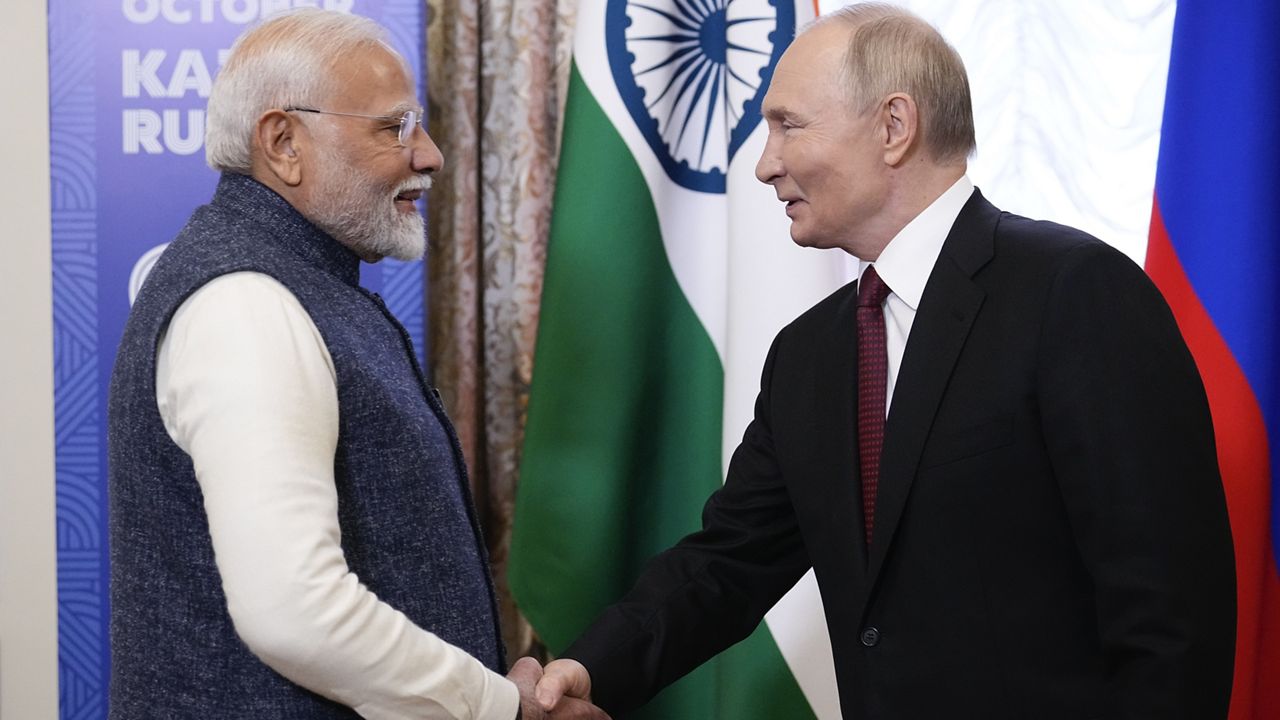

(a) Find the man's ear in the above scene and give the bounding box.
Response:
[255,109,304,186]
[880,92,919,167]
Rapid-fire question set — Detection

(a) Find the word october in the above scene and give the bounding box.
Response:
[123,0,355,25]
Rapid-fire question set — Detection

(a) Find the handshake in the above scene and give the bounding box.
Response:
[507,657,609,720]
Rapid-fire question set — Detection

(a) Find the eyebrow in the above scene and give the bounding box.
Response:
[763,105,796,121]
[386,101,425,116]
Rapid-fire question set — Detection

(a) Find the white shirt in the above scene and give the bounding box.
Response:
[155,271,519,720]
[857,175,975,414]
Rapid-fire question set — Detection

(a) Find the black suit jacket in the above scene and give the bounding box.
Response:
[565,191,1236,719]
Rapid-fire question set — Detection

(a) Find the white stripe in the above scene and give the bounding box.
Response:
[574,3,848,716]
[728,125,849,720]
[573,0,729,361]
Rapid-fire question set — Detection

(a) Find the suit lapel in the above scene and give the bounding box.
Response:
[864,191,1000,587]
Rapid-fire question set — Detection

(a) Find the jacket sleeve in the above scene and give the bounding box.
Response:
[564,332,812,715]
[1036,242,1236,719]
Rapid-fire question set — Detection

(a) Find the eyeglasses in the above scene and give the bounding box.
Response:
[284,107,425,147]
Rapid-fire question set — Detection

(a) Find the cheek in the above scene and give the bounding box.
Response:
[781,143,820,184]
[802,158,845,206]
[373,151,413,184]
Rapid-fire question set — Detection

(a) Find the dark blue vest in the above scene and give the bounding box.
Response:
[108,173,503,718]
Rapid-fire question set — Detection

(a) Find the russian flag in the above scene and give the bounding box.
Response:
[1144,1,1280,717]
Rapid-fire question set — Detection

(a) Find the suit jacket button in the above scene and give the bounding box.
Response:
[860,627,880,647]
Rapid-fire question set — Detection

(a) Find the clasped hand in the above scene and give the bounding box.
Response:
[507,657,608,720]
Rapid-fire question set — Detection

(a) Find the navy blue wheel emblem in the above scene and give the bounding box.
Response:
[606,0,795,194]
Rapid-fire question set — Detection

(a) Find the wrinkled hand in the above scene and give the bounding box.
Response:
[509,656,610,720]
[535,659,597,715]
[508,657,547,720]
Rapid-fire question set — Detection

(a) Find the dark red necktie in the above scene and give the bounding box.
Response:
[856,266,892,546]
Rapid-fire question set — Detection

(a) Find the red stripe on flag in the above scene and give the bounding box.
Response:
[1146,198,1280,719]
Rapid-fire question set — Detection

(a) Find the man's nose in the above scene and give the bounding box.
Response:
[755,137,781,185]
[408,127,444,174]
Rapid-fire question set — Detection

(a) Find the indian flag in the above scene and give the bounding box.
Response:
[509,1,847,717]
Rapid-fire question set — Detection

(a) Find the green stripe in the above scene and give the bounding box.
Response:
[509,63,815,720]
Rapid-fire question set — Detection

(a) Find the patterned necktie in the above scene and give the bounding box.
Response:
[856,266,892,546]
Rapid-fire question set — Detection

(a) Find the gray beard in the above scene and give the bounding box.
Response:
[305,160,426,262]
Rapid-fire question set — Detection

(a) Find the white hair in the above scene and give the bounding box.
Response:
[205,9,405,173]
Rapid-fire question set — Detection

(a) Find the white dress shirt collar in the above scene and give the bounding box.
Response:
[858,175,975,309]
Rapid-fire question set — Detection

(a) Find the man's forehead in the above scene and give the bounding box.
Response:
[762,71,801,117]
[328,46,418,110]
[763,38,842,109]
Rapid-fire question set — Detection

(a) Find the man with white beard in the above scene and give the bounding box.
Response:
[106,9,607,720]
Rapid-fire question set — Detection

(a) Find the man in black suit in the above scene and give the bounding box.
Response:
[535,4,1236,718]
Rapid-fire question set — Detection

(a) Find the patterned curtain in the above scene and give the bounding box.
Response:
[425,0,577,659]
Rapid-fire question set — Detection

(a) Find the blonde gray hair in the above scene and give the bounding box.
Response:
[205,9,404,173]
[812,3,976,164]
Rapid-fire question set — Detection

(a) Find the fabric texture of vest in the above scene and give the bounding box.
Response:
[108,173,504,718]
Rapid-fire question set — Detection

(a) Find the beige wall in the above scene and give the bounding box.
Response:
[0,0,60,717]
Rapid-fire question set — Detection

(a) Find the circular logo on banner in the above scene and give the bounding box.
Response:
[128,243,169,306]
[606,0,794,194]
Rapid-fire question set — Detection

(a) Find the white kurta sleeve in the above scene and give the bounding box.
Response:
[154,271,519,720]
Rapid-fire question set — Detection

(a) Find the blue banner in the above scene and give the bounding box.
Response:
[48,1,427,715]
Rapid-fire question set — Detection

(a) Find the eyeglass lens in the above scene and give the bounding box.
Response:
[399,111,420,146]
